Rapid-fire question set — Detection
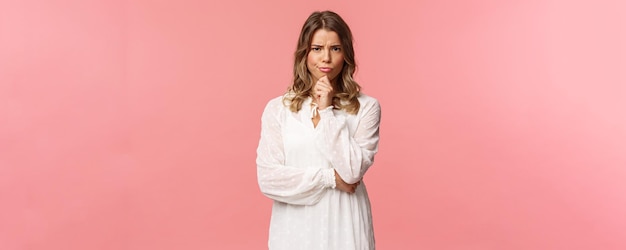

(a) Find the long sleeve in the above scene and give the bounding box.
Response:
[256,98,336,206]
[314,97,381,184]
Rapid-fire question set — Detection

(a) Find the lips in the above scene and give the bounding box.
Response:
[319,67,332,73]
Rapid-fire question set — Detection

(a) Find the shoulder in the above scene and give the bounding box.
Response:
[357,93,380,112]
[357,93,379,104]
[266,95,285,106]
[263,95,287,113]
[260,96,288,123]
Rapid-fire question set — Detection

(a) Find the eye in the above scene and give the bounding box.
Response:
[332,47,342,52]
[311,47,321,51]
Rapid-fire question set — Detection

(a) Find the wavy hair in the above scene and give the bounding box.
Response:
[283,10,361,114]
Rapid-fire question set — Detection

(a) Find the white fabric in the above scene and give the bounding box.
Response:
[257,93,381,250]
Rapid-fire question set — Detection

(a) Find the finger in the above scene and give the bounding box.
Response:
[317,77,331,87]
[319,87,333,95]
[316,87,332,95]
[315,84,329,92]
[316,75,328,83]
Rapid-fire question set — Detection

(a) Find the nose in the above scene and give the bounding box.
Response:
[322,49,331,62]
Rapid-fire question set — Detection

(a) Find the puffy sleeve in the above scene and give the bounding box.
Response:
[256,98,336,205]
[314,97,381,184]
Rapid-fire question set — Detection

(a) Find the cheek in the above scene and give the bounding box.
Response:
[307,51,317,61]
[335,56,345,71]
[306,54,315,68]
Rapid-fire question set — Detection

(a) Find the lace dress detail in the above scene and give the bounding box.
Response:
[257,94,381,250]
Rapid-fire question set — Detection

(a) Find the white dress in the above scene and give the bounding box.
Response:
[256,93,381,250]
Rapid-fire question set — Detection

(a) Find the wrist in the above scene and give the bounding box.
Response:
[324,169,337,189]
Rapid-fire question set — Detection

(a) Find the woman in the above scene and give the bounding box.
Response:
[256,10,381,250]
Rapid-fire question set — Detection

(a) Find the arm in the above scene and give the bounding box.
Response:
[314,98,381,184]
[256,98,336,205]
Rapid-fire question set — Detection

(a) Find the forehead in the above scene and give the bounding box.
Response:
[310,29,342,44]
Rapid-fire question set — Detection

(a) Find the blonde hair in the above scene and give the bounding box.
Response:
[283,10,361,114]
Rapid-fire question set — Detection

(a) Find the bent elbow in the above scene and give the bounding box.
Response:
[336,167,368,184]
[345,177,362,185]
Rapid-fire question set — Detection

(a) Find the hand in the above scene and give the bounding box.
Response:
[334,170,360,194]
[312,76,334,110]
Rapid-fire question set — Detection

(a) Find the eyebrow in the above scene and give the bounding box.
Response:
[310,44,342,47]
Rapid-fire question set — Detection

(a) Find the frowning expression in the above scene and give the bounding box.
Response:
[306,29,345,85]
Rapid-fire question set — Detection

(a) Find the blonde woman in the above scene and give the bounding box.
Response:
[256,10,381,250]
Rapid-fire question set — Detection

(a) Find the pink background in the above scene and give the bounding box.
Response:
[1,0,625,249]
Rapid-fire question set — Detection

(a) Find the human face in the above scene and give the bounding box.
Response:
[306,29,344,86]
